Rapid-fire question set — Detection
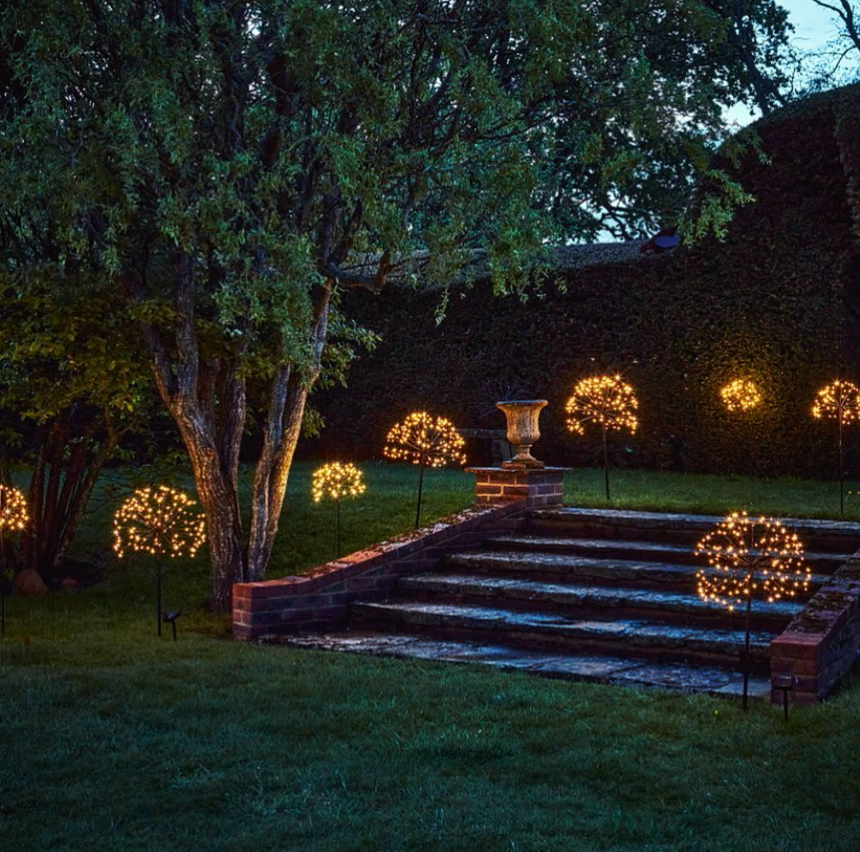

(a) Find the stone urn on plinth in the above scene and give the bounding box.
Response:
[497,400,548,469]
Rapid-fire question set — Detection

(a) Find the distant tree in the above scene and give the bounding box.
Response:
[805,1,860,89]
[0,1,795,609]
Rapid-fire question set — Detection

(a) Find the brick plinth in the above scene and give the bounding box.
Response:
[233,501,528,641]
[466,466,569,509]
[770,557,860,704]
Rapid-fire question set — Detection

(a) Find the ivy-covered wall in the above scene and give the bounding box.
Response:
[308,84,860,479]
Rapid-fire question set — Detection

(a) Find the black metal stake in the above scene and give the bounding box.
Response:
[741,590,753,711]
[336,496,341,559]
[602,425,611,502]
[839,409,845,516]
[0,537,5,637]
[415,455,427,529]
[156,555,163,638]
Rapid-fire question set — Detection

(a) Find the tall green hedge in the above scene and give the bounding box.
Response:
[309,84,860,479]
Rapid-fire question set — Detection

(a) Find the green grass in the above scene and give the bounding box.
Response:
[564,467,860,520]
[3,463,860,852]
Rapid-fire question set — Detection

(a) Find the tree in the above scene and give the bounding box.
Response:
[806,1,860,89]
[0,270,150,584]
[0,1,795,610]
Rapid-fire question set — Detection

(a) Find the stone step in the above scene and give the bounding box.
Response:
[528,508,860,553]
[351,600,775,669]
[399,573,802,630]
[275,631,771,700]
[489,534,850,572]
[446,549,828,597]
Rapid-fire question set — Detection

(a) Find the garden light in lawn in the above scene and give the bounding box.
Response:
[384,412,466,528]
[113,485,206,636]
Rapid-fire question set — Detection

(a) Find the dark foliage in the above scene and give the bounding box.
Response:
[310,85,860,479]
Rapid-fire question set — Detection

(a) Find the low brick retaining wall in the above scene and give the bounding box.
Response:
[771,555,860,704]
[233,501,527,641]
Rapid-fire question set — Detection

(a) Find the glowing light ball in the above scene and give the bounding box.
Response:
[696,511,810,709]
[384,411,466,527]
[565,374,639,500]
[812,379,860,514]
[312,462,366,503]
[720,379,762,412]
[114,485,206,636]
[311,463,366,557]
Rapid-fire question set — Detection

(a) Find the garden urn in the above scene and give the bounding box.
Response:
[497,400,548,469]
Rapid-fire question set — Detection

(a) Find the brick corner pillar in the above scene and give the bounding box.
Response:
[465,466,569,509]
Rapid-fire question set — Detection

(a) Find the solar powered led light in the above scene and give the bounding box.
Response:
[772,673,795,721]
[0,484,29,638]
[113,485,206,637]
[162,610,181,641]
[384,411,467,528]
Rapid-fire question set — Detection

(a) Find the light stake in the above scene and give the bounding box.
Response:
[565,374,638,501]
[384,412,466,528]
[0,484,29,637]
[113,485,206,637]
[311,463,366,558]
[812,379,860,515]
[695,511,810,710]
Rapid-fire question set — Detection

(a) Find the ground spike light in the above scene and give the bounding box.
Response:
[0,484,28,636]
[695,511,810,710]
[311,462,366,558]
[113,485,206,637]
[384,411,467,528]
[565,374,638,501]
[812,379,860,515]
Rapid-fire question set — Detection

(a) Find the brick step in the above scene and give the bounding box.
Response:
[529,508,860,553]
[351,600,775,670]
[445,549,828,598]
[276,632,771,700]
[488,534,850,572]
[398,573,801,631]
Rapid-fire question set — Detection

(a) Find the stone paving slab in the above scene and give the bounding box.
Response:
[401,573,803,620]
[273,632,771,699]
[353,600,775,660]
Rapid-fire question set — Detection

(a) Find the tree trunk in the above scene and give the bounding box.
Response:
[19,409,121,582]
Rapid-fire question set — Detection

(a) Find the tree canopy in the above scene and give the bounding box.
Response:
[0,0,797,608]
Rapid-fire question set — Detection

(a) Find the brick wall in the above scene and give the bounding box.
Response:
[233,501,528,640]
[770,557,860,704]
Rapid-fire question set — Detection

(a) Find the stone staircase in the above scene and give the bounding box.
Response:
[281,508,860,698]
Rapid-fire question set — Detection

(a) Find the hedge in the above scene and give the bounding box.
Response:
[307,84,860,480]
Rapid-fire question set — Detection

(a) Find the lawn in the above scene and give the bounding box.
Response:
[2,463,860,852]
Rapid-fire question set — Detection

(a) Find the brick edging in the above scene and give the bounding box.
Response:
[770,553,860,704]
[233,500,528,640]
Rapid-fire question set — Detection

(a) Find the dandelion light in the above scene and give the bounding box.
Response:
[812,379,860,514]
[113,485,206,636]
[311,462,366,557]
[0,484,28,636]
[696,511,810,709]
[384,411,466,528]
[565,374,638,500]
[720,379,762,412]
